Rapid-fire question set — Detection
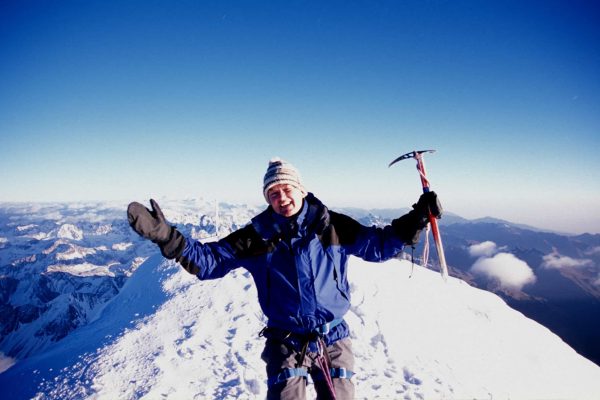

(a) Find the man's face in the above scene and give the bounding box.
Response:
[267,184,305,217]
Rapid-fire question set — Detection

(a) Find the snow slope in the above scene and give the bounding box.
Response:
[1,254,599,399]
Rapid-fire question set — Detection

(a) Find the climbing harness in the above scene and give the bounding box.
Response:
[260,319,354,398]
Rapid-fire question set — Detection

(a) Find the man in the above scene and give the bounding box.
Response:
[127,157,442,400]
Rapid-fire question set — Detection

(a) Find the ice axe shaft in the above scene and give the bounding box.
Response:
[389,150,449,281]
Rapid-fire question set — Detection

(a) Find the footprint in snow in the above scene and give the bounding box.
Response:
[403,367,423,385]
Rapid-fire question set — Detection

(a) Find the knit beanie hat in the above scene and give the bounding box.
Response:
[263,157,307,202]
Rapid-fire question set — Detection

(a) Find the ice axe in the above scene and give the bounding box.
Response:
[389,150,449,281]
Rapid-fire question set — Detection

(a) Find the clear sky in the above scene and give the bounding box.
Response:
[1,1,599,234]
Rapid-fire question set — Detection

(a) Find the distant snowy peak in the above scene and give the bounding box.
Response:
[111,242,133,251]
[24,231,53,240]
[55,244,97,261]
[57,224,83,241]
[46,262,119,277]
[10,254,37,266]
[93,224,112,235]
[42,240,107,262]
[16,224,37,232]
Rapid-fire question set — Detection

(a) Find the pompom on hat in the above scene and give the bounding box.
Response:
[263,157,307,202]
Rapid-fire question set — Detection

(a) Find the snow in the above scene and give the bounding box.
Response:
[2,255,599,400]
[57,224,84,241]
[0,353,16,374]
[42,240,66,255]
[16,224,36,232]
[55,245,97,261]
[112,242,133,251]
[46,262,117,277]
[94,225,112,235]
[11,254,37,266]
[25,231,53,240]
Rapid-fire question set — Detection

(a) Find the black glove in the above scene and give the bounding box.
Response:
[413,191,443,220]
[127,199,185,259]
[392,191,443,246]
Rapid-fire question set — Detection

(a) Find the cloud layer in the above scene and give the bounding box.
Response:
[584,246,600,256]
[468,241,498,258]
[471,253,537,291]
[469,241,536,291]
[542,253,593,270]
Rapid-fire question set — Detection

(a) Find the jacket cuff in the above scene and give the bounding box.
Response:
[159,228,186,259]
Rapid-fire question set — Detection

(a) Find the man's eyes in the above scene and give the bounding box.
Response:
[269,187,293,199]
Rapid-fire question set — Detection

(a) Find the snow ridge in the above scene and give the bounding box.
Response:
[2,256,600,399]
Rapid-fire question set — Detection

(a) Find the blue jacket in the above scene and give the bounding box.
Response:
[178,193,406,338]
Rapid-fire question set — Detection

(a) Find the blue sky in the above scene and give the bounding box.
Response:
[1,1,599,234]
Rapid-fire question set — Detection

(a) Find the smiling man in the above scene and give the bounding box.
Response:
[127,157,442,400]
[262,158,307,217]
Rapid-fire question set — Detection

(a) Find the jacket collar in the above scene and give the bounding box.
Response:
[252,193,328,241]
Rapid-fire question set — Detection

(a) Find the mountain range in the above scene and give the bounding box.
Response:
[0,199,599,398]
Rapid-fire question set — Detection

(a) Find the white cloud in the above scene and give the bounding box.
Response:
[468,241,498,258]
[584,246,600,256]
[541,253,592,270]
[471,253,536,291]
